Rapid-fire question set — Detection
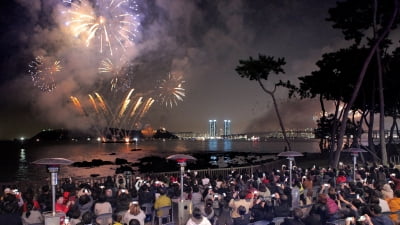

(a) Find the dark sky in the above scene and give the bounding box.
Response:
[0,0,345,140]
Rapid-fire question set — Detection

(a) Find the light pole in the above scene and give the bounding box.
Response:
[33,158,73,218]
[166,154,196,225]
[343,148,367,181]
[277,151,303,188]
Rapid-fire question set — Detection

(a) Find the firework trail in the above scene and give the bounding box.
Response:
[62,0,140,57]
[28,56,62,92]
[99,58,133,93]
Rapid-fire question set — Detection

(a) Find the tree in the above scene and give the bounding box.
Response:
[327,0,399,167]
[235,55,292,151]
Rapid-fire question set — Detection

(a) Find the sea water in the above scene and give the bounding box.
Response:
[0,139,320,182]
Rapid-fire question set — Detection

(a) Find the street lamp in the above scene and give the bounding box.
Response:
[277,151,303,188]
[166,154,197,225]
[343,148,367,181]
[33,158,73,217]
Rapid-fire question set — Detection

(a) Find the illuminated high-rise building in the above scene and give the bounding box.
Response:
[209,120,217,137]
[224,120,231,136]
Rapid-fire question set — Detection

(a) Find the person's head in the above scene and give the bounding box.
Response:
[394,189,400,198]
[78,194,91,205]
[318,193,328,204]
[129,219,141,225]
[293,208,304,220]
[69,206,81,219]
[369,204,382,215]
[105,188,113,197]
[158,187,166,195]
[238,190,247,199]
[56,194,64,204]
[129,201,141,216]
[192,207,203,220]
[81,211,94,224]
[40,185,49,193]
[238,205,247,216]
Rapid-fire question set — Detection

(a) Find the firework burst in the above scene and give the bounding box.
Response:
[28,56,62,92]
[62,0,140,56]
[71,89,155,140]
[99,58,133,93]
[157,73,185,108]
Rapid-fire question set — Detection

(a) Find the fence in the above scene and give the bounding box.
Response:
[1,158,288,192]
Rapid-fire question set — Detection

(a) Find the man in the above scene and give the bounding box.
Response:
[154,188,172,217]
[282,208,305,225]
[229,190,253,225]
[369,204,394,225]
[388,189,400,222]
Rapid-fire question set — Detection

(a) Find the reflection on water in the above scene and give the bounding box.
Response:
[0,139,320,182]
[16,148,28,180]
[208,139,218,151]
[224,140,232,150]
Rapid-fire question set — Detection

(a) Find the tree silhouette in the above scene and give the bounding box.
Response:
[235,54,292,151]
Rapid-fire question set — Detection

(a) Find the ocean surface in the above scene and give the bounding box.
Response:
[0,139,320,182]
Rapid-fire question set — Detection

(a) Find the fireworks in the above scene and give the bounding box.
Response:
[62,0,140,56]
[157,73,186,108]
[28,56,62,92]
[70,89,156,139]
[99,58,133,92]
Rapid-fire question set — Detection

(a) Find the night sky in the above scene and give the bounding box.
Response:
[0,0,345,140]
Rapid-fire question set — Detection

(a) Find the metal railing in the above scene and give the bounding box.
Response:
[0,158,286,192]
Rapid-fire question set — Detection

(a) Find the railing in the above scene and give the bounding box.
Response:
[390,155,400,165]
[0,158,286,192]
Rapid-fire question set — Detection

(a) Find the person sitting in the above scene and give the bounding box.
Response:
[186,207,212,225]
[76,211,99,225]
[122,201,145,225]
[129,218,141,225]
[368,204,394,225]
[387,189,400,223]
[282,207,305,225]
[55,194,73,214]
[21,202,43,225]
[94,194,112,225]
[154,188,172,217]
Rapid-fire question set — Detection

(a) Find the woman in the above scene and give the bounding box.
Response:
[187,207,212,225]
[21,202,43,225]
[94,194,113,225]
[122,201,146,225]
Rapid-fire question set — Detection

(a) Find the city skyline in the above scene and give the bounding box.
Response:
[0,0,343,140]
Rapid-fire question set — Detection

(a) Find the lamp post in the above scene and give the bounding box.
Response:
[166,154,197,200]
[166,154,196,225]
[277,151,304,188]
[33,158,73,216]
[343,148,367,181]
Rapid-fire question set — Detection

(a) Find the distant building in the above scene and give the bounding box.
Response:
[223,120,231,136]
[209,120,217,137]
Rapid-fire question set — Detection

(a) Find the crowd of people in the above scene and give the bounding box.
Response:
[1,160,400,225]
